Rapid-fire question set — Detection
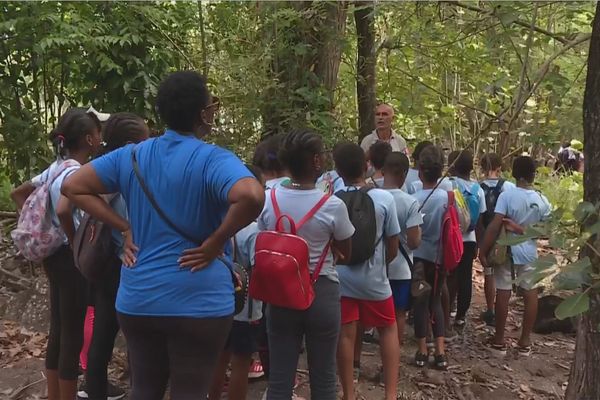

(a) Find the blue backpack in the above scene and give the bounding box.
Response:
[453,178,481,232]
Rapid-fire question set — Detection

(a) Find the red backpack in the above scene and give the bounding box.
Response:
[249,188,330,310]
[440,191,464,273]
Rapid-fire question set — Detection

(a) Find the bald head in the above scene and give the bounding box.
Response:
[375,103,394,132]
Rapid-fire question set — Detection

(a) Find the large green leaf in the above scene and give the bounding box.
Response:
[555,292,590,320]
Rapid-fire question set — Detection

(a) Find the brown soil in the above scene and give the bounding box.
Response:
[0,256,573,400]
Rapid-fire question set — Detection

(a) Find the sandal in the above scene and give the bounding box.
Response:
[517,344,532,357]
[414,351,428,367]
[487,339,508,357]
[434,353,449,370]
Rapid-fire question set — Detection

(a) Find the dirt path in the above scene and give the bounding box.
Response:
[0,263,574,400]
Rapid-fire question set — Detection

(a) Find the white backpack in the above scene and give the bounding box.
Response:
[11,161,78,262]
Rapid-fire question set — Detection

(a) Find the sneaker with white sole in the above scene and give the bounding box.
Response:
[77,381,125,400]
[248,359,265,379]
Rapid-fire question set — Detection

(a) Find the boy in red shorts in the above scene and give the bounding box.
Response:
[335,143,401,400]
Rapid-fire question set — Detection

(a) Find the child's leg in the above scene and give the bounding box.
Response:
[519,287,539,348]
[80,306,95,373]
[484,271,496,312]
[396,310,406,347]
[441,280,451,330]
[208,350,231,400]
[430,282,446,355]
[353,323,364,369]
[304,279,341,400]
[493,262,514,345]
[456,242,477,321]
[412,293,430,355]
[390,279,411,349]
[228,353,253,400]
[337,321,357,400]
[494,290,511,345]
[376,323,399,400]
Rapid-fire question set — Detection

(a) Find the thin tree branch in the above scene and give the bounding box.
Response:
[509,33,592,128]
[509,3,538,130]
[450,1,570,44]
[395,66,500,120]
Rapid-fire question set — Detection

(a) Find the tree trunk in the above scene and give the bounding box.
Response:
[354,1,376,141]
[314,1,348,103]
[565,3,600,399]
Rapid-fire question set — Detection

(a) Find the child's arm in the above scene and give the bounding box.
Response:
[332,238,352,263]
[11,182,35,212]
[56,195,76,245]
[479,213,505,267]
[503,218,525,235]
[406,226,421,250]
[385,235,400,265]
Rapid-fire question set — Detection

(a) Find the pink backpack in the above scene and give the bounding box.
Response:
[11,161,78,262]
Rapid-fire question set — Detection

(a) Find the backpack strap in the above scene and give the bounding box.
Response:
[447,190,456,207]
[271,189,298,234]
[130,146,239,284]
[398,243,414,270]
[296,194,330,230]
[48,159,79,187]
[311,239,332,284]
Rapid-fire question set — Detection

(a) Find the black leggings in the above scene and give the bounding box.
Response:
[118,313,232,400]
[86,255,121,400]
[412,258,445,339]
[44,245,88,380]
[448,242,477,320]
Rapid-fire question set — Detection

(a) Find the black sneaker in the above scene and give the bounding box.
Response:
[434,353,449,370]
[480,310,495,327]
[77,382,125,400]
[414,351,428,367]
[362,329,378,344]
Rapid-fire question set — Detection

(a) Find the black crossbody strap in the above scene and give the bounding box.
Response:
[398,242,414,270]
[130,146,235,275]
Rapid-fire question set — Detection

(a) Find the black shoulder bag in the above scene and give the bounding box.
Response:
[130,146,248,315]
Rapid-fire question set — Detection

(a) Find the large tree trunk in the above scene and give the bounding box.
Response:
[314,1,348,103]
[260,1,348,135]
[354,1,376,141]
[565,3,600,399]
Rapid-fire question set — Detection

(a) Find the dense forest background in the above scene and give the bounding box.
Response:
[0,1,593,197]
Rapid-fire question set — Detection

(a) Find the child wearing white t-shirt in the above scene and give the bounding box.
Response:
[480,156,551,356]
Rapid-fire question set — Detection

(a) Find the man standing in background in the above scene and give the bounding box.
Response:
[360,103,409,156]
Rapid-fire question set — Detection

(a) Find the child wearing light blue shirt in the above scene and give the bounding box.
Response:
[382,152,423,355]
[480,156,551,357]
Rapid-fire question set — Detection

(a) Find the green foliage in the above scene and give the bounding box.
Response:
[0,1,194,184]
[556,291,590,320]
[0,1,595,191]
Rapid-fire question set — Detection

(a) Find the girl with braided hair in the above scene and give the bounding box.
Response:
[258,129,354,400]
[11,108,103,400]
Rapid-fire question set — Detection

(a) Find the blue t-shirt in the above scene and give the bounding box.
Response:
[91,130,253,318]
[413,188,449,264]
[337,187,401,300]
[494,187,551,265]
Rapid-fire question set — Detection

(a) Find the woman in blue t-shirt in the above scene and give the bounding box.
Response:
[62,71,265,400]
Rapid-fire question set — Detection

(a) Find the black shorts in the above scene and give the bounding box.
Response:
[225,320,260,355]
